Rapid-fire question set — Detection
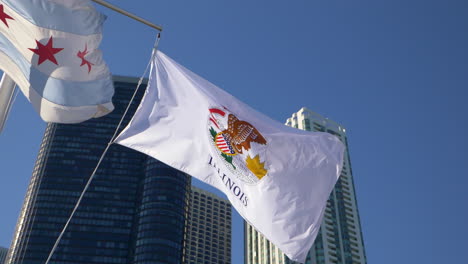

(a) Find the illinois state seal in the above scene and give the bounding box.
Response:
[208,107,268,184]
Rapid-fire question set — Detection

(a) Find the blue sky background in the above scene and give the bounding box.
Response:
[1,0,467,263]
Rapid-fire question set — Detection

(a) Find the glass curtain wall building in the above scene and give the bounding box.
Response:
[0,247,8,264]
[185,186,232,264]
[245,107,367,264]
[5,77,191,264]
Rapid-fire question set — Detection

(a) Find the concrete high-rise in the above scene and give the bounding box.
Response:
[245,107,367,264]
[185,186,232,264]
[6,77,191,264]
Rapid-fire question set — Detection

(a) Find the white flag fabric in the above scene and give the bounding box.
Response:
[115,51,345,263]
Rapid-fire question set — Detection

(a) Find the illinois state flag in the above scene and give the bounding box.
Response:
[115,51,344,263]
[0,0,114,123]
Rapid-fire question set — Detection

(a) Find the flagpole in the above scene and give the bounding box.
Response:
[0,73,17,133]
[91,0,163,31]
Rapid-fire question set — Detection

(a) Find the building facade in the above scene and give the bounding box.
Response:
[0,247,8,264]
[245,107,367,264]
[6,77,191,264]
[185,186,232,264]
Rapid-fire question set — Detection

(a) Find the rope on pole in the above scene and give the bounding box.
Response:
[44,34,162,264]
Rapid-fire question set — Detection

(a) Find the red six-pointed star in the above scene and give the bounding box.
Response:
[77,44,94,73]
[0,4,14,27]
[29,36,63,65]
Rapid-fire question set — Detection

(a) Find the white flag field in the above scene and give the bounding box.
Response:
[115,51,345,263]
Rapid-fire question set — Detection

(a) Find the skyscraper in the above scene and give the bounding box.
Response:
[245,107,367,264]
[185,186,232,264]
[6,76,191,264]
[0,247,8,264]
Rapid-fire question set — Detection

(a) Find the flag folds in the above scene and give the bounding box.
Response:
[115,51,345,263]
[0,0,114,123]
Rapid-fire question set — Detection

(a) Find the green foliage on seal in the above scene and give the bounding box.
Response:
[210,127,217,140]
[221,153,236,170]
[210,127,236,170]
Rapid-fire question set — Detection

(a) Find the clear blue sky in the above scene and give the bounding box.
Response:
[1,0,467,263]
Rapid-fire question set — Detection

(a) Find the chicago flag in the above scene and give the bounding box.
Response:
[0,0,114,123]
[115,51,345,263]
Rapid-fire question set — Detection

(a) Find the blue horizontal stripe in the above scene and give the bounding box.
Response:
[0,33,113,107]
[2,0,105,35]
